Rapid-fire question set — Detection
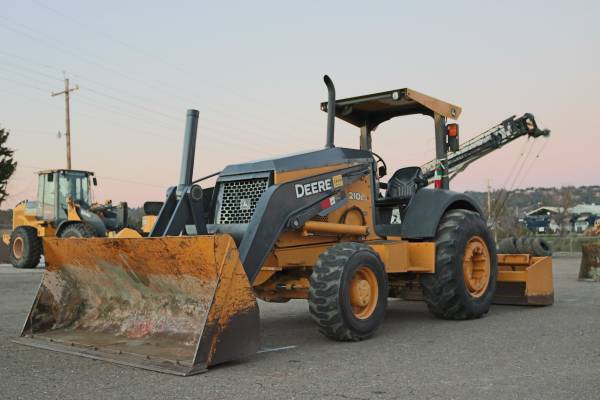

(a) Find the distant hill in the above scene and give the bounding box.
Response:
[465,185,600,215]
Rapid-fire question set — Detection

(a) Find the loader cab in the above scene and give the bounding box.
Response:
[320,86,462,232]
[36,169,96,223]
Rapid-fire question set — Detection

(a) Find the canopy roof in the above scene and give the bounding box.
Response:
[320,88,462,129]
[37,169,94,175]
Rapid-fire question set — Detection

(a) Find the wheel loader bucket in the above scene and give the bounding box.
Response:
[493,254,554,306]
[14,234,260,376]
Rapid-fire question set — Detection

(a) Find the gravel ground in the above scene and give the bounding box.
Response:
[1,255,598,400]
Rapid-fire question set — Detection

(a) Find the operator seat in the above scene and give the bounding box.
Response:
[385,166,427,202]
[375,166,428,236]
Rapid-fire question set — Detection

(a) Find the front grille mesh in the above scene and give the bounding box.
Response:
[216,177,269,224]
[310,215,329,223]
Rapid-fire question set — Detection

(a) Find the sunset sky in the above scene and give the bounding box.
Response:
[1,0,598,208]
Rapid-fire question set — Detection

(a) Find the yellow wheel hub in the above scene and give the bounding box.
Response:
[349,266,378,319]
[463,236,491,298]
[13,237,24,259]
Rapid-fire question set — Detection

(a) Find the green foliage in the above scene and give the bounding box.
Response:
[0,128,17,207]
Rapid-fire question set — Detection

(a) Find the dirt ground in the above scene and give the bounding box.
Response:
[1,254,599,400]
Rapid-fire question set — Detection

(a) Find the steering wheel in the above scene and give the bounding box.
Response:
[371,152,387,178]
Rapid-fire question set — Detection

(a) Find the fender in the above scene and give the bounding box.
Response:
[400,188,483,239]
[56,208,107,237]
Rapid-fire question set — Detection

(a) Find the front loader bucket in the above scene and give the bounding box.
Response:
[14,235,260,375]
[493,254,554,306]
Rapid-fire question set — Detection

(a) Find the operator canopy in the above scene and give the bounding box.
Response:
[320,88,462,130]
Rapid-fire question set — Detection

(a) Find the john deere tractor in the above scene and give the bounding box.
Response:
[3,169,128,268]
[15,76,553,375]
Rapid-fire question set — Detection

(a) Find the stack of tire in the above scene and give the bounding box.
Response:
[497,236,552,256]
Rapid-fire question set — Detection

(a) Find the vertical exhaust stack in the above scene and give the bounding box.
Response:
[324,75,336,148]
[179,109,199,187]
[150,109,207,237]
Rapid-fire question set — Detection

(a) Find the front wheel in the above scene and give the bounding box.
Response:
[420,209,497,320]
[309,242,388,341]
[59,223,96,238]
[9,226,42,269]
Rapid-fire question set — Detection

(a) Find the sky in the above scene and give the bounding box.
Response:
[0,0,598,208]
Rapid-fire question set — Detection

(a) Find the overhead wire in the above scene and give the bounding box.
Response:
[514,139,549,189]
[0,74,269,152]
[0,51,310,151]
[491,138,537,219]
[0,16,317,147]
[28,0,323,131]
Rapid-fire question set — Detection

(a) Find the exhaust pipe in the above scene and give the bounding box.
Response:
[179,109,199,186]
[324,75,335,148]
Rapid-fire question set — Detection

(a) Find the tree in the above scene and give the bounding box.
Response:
[554,186,575,236]
[0,128,17,207]
[489,188,528,239]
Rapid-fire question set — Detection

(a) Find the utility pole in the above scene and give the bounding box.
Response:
[52,77,79,169]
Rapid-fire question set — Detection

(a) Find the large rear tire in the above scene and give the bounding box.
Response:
[59,223,96,238]
[308,242,388,341]
[420,209,497,320]
[9,226,42,269]
[531,237,552,256]
[497,237,518,254]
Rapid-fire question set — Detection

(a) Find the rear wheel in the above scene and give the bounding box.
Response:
[9,226,42,269]
[59,223,96,238]
[420,209,497,320]
[308,242,388,341]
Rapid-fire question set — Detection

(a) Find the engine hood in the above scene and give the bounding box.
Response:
[219,147,373,178]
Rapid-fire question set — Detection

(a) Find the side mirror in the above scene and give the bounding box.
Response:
[378,165,387,178]
[47,174,54,182]
[92,177,97,186]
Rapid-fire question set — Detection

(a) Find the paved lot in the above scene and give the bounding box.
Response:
[1,255,599,400]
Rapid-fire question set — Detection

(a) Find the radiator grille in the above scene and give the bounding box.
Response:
[216,177,269,224]
[310,215,329,223]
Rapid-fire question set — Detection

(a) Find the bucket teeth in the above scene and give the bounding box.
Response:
[15,234,260,375]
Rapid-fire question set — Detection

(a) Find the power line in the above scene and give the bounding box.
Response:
[0,17,319,143]
[514,139,549,189]
[18,164,166,189]
[28,0,323,131]
[0,76,270,152]
[0,52,310,150]
[492,139,537,219]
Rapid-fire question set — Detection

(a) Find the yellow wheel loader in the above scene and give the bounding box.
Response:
[15,76,554,375]
[3,169,129,268]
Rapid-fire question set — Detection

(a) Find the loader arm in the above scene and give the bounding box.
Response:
[237,164,370,282]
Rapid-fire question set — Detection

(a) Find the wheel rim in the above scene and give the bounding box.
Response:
[462,236,491,298]
[349,266,378,319]
[13,237,24,259]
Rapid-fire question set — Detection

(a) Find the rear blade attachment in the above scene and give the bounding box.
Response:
[494,254,554,306]
[14,234,259,375]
